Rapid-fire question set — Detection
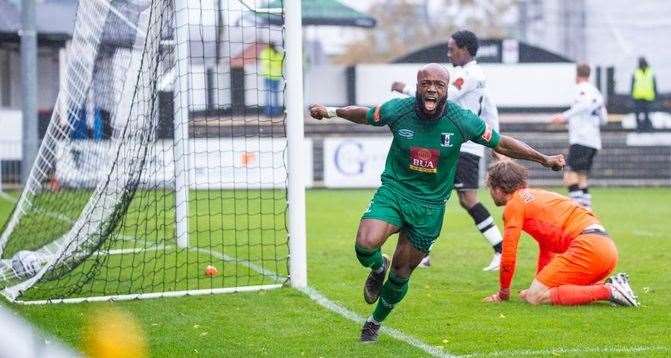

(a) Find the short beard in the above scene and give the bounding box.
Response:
[414,91,447,121]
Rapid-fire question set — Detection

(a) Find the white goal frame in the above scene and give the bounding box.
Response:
[0,0,307,304]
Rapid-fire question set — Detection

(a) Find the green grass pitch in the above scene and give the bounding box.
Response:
[1,188,670,357]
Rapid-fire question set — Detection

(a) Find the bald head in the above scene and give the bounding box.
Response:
[417,63,449,83]
[415,63,449,118]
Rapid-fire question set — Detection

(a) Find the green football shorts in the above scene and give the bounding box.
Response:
[361,184,445,253]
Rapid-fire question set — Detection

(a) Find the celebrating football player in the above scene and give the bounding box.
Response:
[309,63,565,342]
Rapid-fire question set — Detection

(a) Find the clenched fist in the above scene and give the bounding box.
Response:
[308,104,329,120]
[543,154,566,171]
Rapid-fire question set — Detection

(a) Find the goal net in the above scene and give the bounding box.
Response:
[0,0,304,303]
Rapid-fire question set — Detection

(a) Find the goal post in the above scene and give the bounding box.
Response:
[172,0,191,250]
[285,0,307,289]
[0,0,307,303]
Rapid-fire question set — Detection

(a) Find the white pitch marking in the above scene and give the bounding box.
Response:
[462,345,669,357]
[94,245,172,256]
[0,203,450,358]
[0,192,17,204]
[200,246,453,358]
[301,286,455,358]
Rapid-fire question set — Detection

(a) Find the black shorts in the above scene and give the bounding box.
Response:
[567,144,598,172]
[454,153,480,191]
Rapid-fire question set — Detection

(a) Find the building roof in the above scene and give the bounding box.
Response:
[257,0,376,28]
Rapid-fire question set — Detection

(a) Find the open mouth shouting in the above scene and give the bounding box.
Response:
[423,95,438,112]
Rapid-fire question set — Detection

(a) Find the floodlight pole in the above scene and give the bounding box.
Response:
[173,0,190,248]
[285,0,307,289]
[21,0,38,187]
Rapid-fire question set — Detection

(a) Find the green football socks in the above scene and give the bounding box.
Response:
[355,244,383,270]
[372,271,409,322]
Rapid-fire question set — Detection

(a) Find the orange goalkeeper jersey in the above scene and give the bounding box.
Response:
[499,188,601,289]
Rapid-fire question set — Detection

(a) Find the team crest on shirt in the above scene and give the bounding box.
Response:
[409,147,440,173]
[453,77,464,90]
[440,132,453,147]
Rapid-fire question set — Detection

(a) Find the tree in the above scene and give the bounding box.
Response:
[333,0,517,65]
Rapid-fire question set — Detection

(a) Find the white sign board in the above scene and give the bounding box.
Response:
[55,138,313,189]
[0,110,22,160]
[355,63,577,108]
[323,137,392,188]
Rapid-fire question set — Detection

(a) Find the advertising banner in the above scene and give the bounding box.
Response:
[55,138,313,189]
[323,137,391,188]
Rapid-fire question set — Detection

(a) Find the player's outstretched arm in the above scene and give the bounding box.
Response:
[308,104,369,125]
[494,135,565,171]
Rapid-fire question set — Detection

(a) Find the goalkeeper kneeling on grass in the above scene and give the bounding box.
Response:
[482,160,640,307]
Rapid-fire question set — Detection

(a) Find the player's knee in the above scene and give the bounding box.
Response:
[390,265,412,280]
[355,225,380,250]
[458,195,469,209]
[563,174,576,186]
[458,191,477,209]
[524,289,548,305]
[355,233,377,250]
[524,293,542,305]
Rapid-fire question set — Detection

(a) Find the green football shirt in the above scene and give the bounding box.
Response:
[366,97,501,204]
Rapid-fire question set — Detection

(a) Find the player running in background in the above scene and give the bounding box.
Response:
[551,64,607,210]
[482,160,639,307]
[309,64,565,342]
[392,30,504,271]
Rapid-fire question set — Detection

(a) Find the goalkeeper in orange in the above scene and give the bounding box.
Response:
[482,160,640,307]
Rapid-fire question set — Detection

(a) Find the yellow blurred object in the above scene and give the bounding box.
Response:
[84,307,147,358]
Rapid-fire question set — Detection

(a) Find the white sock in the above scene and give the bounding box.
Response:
[569,190,582,202]
[581,193,592,208]
[481,225,503,247]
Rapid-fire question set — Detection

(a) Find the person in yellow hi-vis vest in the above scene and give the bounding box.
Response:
[631,57,658,131]
[259,42,284,117]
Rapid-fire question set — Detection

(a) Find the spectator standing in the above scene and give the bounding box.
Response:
[631,57,657,131]
[259,42,284,117]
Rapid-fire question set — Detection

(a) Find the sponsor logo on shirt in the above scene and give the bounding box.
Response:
[481,125,493,142]
[453,77,464,90]
[398,129,414,139]
[409,147,439,173]
[440,132,453,147]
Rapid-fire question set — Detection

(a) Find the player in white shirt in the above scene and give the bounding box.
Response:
[391,30,503,271]
[551,64,607,210]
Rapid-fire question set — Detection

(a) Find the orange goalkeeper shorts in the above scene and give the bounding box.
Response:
[536,233,618,288]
